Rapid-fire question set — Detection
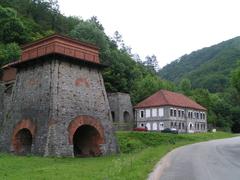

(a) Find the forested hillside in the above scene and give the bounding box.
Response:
[158,36,240,132]
[0,0,174,104]
[1,0,240,132]
[159,37,240,92]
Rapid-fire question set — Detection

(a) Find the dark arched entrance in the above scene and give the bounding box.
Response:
[14,128,33,155]
[73,125,102,157]
[123,111,130,123]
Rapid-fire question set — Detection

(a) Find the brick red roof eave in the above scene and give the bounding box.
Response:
[1,53,107,69]
[134,90,207,111]
[21,34,99,50]
[134,104,207,111]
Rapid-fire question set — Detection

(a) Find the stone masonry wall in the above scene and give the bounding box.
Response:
[0,59,118,156]
[107,93,119,123]
[108,93,134,131]
[0,61,52,154]
[45,60,118,156]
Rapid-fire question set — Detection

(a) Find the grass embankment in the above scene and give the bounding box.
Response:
[0,132,236,180]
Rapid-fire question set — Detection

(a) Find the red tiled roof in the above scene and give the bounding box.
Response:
[134,90,206,111]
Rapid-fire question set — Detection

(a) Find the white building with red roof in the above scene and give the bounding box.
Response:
[134,90,207,133]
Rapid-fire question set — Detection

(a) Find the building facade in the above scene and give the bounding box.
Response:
[134,90,207,133]
[107,92,134,130]
[0,34,118,157]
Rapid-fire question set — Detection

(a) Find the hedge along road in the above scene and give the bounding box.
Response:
[148,136,240,180]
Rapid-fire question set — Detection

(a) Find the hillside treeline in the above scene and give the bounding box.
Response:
[0,0,174,104]
[1,0,240,132]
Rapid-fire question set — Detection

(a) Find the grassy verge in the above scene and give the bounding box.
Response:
[0,132,236,180]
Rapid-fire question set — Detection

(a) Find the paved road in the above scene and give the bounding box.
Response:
[148,136,240,180]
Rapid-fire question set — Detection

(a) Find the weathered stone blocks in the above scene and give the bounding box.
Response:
[107,92,134,130]
[0,59,118,157]
[0,35,118,157]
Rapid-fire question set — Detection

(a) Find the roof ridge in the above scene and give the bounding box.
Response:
[161,90,170,104]
[134,89,206,110]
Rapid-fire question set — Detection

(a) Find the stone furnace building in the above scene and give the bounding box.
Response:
[107,92,134,131]
[0,34,118,157]
[134,90,207,133]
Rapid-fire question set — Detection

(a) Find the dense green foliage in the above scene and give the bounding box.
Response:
[158,37,240,132]
[178,81,240,132]
[0,132,235,180]
[116,131,235,154]
[0,43,21,64]
[0,0,174,104]
[231,61,240,93]
[159,37,240,93]
[67,17,175,103]
[1,0,240,131]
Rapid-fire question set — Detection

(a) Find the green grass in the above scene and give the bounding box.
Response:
[0,132,236,180]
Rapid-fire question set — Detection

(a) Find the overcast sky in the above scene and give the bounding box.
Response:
[58,0,240,68]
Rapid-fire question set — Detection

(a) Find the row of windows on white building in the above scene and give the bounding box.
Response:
[139,108,164,118]
[140,122,164,131]
[139,107,206,120]
[170,122,206,130]
[170,108,206,120]
[140,121,206,131]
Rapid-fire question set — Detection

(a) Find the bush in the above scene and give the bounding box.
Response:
[116,131,234,154]
[116,131,180,153]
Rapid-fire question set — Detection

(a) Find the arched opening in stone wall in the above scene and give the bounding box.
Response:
[73,125,103,157]
[111,111,115,122]
[123,111,130,123]
[68,115,105,157]
[13,128,33,155]
[11,119,36,155]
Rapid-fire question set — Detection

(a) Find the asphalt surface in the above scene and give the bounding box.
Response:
[148,136,240,180]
